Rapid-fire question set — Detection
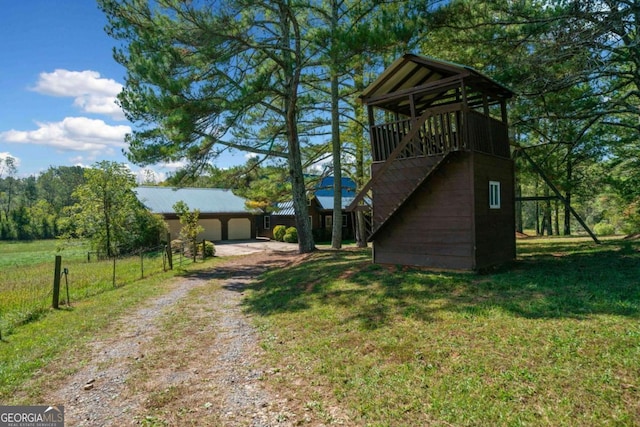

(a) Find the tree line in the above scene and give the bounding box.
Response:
[3,1,639,248]
[0,159,167,257]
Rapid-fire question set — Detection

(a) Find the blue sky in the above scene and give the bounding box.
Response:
[0,1,247,180]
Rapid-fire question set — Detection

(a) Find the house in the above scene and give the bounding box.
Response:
[256,176,358,241]
[134,186,256,241]
[349,54,516,270]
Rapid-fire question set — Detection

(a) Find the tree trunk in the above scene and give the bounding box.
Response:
[544,186,552,236]
[554,199,560,236]
[564,157,572,235]
[280,3,314,254]
[535,180,541,235]
[330,0,342,249]
[353,62,368,248]
[515,183,523,233]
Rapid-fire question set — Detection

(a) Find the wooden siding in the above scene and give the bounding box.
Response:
[372,153,476,270]
[472,153,516,268]
[259,204,357,241]
[372,152,515,270]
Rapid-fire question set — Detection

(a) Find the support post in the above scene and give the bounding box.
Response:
[52,255,62,309]
[64,268,70,306]
[166,232,173,270]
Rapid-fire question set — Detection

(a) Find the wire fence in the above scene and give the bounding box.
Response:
[0,240,214,340]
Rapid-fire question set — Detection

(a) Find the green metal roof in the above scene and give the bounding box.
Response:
[134,186,249,214]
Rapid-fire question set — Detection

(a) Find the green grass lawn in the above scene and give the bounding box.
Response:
[244,236,640,426]
[2,236,638,425]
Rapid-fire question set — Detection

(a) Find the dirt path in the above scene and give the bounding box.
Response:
[38,246,331,426]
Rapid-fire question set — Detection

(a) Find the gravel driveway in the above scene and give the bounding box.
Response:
[35,241,349,426]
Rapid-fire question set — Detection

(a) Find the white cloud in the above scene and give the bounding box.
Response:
[158,160,188,171]
[1,117,131,157]
[0,151,20,164]
[32,69,125,120]
[0,152,21,168]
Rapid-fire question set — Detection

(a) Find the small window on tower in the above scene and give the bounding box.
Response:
[489,181,501,209]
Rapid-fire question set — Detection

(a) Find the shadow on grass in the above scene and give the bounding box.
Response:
[242,239,640,328]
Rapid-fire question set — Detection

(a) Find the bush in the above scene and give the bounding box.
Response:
[200,240,216,257]
[594,221,616,236]
[283,227,298,243]
[273,225,287,242]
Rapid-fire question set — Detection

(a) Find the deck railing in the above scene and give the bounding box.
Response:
[370,107,509,162]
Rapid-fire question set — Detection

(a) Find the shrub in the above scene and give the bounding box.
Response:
[283,227,298,243]
[273,225,287,242]
[200,240,216,257]
[594,221,616,236]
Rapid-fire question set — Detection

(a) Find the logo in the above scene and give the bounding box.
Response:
[0,406,64,427]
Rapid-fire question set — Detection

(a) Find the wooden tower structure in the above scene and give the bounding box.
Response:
[349,54,516,270]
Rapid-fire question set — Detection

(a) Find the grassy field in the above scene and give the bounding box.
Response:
[0,239,87,268]
[0,239,185,337]
[245,236,640,426]
[0,240,215,401]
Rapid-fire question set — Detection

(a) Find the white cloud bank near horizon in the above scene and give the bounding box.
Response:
[1,116,130,154]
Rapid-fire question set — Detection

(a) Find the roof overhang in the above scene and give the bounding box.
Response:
[360,53,514,116]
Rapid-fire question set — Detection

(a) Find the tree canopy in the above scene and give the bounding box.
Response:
[1,0,638,244]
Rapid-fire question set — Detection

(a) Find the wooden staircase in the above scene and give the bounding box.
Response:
[348,108,460,241]
[367,152,454,241]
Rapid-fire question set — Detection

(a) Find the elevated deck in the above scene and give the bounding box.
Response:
[370,104,510,163]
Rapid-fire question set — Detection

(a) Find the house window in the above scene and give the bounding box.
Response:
[489,181,501,209]
[342,214,348,227]
[263,216,271,229]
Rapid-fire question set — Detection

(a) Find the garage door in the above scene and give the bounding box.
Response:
[199,219,222,241]
[228,218,251,240]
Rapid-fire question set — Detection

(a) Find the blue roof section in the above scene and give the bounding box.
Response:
[271,176,359,215]
[315,176,357,197]
[134,186,249,214]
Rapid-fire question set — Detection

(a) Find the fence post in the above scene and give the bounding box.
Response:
[202,240,206,260]
[166,232,173,270]
[64,267,70,306]
[112,257,116,287]
[53,255,62,309]
[140,250,144,279]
